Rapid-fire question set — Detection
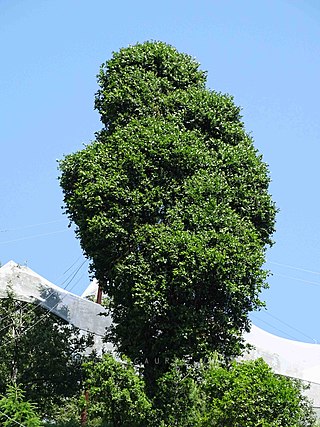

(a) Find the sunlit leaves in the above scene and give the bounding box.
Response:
[59,41,277,389]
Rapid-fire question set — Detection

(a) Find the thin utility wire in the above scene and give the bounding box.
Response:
[0,261,90,349]
[61,262,88,294]
[268,260,320,276]
[0,410,27,427]
[0,229,68,245]
[1,252,320,344]
[0,301,30,334]
[5,264,104,345]
[251,314,299,341]
[0,257,85,330]
[273,273,320,288]
[261,310,317,343]
[263,262,320,342]
[59,258,89,288]
[0,219,65,233]
[0,257,85,325]
[1,217,320,277]
[0,258,87,330]
[57,255,83,280]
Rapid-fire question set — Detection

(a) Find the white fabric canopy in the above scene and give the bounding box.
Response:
[0,261,113,352]
[243,324,320,407]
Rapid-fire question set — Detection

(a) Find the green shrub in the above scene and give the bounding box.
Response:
[150,357,316,427]
[201,358,316,427]
[83,353,153,427]
[0,385,42,427]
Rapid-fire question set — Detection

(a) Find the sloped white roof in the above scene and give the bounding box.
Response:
[244,325,320,384]
[0,261,112,338]
[243,324,320,407]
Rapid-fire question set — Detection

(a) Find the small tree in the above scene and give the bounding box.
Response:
[82,355,316,427]
[0,385,42,427]
[152,357,316,427]
[83,353,153,427]
[200,358,316,427]
[59,41,276,389]
[153,358,205,426]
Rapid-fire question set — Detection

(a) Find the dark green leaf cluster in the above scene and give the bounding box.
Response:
[83,353,153,427]
[200,358,316,427]
[0,289,95,418]
[95,41,206,131]
[59,41,276,386]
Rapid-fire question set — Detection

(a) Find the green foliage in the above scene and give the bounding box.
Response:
[83,353,153,427]
[56,40,317,427]
[0,385,42,427]
[152,359,204,427]
[150,357,316,427]
[59,41,276,389]
[81,355,316,427]
[94,41,207,131]
[43,397,82,427]
[200,358,316,427]
[0,287,95,418]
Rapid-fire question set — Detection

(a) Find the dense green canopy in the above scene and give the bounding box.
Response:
[59,41,276,385]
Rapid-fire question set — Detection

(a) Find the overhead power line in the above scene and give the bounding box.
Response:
[251,314,298,341]
[261,310,317,343]
[0,257,86,329]
[0,266,96,351]
[268,260,320,276]
[273,273,320,288]
[0,410,27,427]
[0,229,68,245]
[0,257,106,346]
[0,219,65,233]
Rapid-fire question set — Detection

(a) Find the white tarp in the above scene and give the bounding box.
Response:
[0,261,113,352]
[243,324,320,407]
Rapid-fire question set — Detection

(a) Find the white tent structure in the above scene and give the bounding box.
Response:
[0,260,113,352]
[243,325,320,410]
[0,260,319,411]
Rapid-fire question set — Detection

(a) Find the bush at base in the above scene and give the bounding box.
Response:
[82,355,316,427]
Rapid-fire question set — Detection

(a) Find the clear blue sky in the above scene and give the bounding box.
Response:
[1,0,320,343]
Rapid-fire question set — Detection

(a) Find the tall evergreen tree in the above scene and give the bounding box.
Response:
[59,41,276,388]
